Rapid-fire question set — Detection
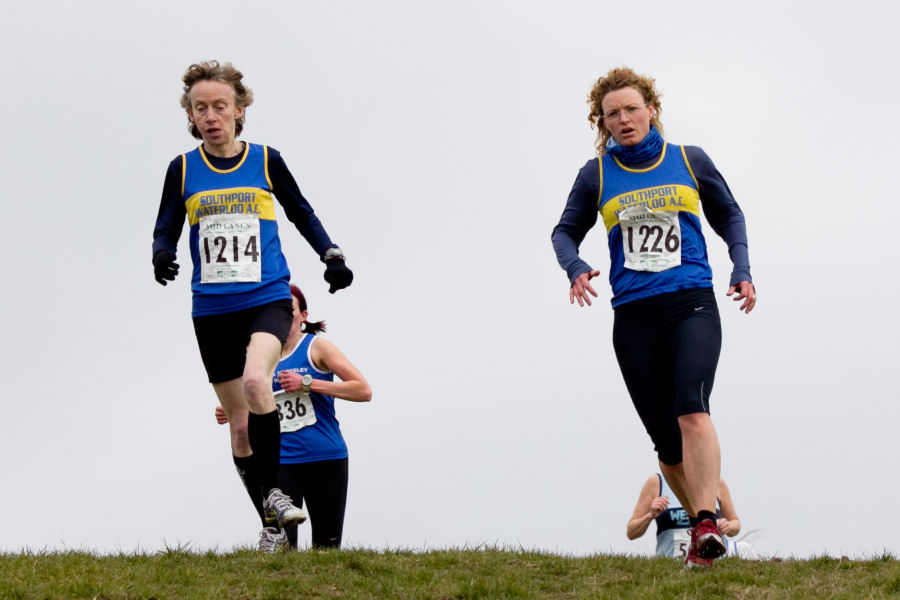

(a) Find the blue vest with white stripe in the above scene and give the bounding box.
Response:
[273,334,348,463]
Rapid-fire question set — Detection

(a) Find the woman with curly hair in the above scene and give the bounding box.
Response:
[551,66,756,568]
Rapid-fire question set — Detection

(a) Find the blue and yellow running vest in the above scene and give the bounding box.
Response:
[598,144,713,307]
[182,143,291,316]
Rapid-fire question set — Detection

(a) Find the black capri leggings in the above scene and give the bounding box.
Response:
[278,458,349,549]
[612,288,722,466]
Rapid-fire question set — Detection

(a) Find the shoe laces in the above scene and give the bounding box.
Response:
[267,488,295,511]
[258,527,280,550]
[696,519,718,534]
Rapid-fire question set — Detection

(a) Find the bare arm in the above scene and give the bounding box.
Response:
[716,479,741,537]
[277,337,372,402]
[627,476,669,540]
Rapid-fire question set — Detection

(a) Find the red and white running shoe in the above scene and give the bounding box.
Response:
[693,519,727,559]
[684,541,714,568]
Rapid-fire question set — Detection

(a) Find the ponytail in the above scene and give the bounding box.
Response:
[290,284,327,335]
[302,319,327,335]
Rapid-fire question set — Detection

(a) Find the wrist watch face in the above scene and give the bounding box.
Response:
[324,247,344,261]
[302,374,312,392]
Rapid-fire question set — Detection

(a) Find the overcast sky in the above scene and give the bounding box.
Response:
[2,0,897,559]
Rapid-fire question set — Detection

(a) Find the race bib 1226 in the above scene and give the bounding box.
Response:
[618,205,681,272]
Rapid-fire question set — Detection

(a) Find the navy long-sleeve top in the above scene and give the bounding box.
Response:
[551,145,751,298]
[152,145,334,259]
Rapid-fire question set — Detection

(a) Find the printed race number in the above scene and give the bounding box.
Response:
[198,215,262,283]
[673,529,691,558]
[274,389,317,433]
[203,235,259,265]
[618,205,681,272]
[626,223,680,255]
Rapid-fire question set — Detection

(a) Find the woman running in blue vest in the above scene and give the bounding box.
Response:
[551,66,756,568]
[216,284,371,552]
[152,61,354,548]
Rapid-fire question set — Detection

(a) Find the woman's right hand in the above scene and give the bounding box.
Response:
[649,495,669,518]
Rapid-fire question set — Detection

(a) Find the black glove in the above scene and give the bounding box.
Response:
[324,257,353,294]
[153,249,179,286]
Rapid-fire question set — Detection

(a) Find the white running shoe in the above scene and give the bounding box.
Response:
[258,526,291,553]
[263,487,307,528]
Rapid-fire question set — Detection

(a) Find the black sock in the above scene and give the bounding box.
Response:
[248,410,281,500]
[697,510,717,523]
[233,454,266,526]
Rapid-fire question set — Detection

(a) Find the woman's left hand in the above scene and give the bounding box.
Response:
[727,281,756,313]
[717,517,735,536]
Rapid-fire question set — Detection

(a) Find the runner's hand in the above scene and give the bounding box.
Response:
[214,405,228,425]
[717,517,735,536]
[726,280,756,313]
[650,496,669,518]
[570,270,601,307]
[277,371,302,392]
[324,257,353,294]
[153,249,179,286]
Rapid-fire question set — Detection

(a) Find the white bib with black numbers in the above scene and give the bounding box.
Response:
[618,205,681,272]
[673,529,691,558]
[274,389,317,433]
[198,214,262,283]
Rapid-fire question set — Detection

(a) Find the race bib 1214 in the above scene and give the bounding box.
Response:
[199,214,262,283]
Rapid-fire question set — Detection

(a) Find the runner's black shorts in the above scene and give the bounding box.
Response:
[192,299,293,383]
[612,287,722,466]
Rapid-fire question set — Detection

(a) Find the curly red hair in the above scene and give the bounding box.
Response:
[587,67,664,155]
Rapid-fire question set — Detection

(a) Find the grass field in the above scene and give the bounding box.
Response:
[3,548,898,599]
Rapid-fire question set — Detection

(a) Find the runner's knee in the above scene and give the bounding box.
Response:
[242,372,271,408]
[677,411,712,436]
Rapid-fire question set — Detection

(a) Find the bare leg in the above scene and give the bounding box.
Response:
[242,332,282,414]
[213,378,262,521]
[213,378,252,457]
[210,332,281,454]
[213,332,284,516]
[658,461,696,517]
[242,332,289,505]
[678,412,720,515]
